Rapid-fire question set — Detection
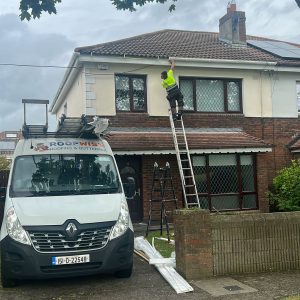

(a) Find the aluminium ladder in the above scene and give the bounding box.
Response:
[168,109,201,208]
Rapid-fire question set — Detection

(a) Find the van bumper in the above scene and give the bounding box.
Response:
[0,229,134,280]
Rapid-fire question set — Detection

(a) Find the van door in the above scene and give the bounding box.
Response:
[116,156,142,222]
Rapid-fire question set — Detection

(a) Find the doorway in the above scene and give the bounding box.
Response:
[115,156,143,222]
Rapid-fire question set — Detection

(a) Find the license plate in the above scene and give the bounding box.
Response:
[52,254,90,265]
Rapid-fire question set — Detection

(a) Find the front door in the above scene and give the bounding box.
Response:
[115,156,143,222]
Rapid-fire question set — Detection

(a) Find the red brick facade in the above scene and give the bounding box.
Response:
[105,113,299,220]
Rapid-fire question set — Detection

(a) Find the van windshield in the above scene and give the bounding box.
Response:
[10,154,121,197]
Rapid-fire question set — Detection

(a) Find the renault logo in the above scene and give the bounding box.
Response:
[65,222,78,237]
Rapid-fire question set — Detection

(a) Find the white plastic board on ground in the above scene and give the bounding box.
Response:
[134,236,193,294]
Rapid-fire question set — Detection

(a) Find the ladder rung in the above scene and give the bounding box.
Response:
[184,175,193,178]
[186,193,197,196]
[187,203,200,206]
[182,167,191,170]
[185,184,195,188]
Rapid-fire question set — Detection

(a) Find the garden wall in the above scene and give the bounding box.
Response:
[174,209,300,279]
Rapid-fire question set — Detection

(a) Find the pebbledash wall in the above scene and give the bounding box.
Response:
[174,209,300,279]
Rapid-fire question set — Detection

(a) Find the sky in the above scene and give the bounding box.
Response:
[0,0,300,131]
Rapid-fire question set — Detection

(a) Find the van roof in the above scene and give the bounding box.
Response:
[13,137,113,157]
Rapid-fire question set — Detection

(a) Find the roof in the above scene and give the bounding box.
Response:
[75,29,300,67]
[287,134,300,152]
[106,127,272,154]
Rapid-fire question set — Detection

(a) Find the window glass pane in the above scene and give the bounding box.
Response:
[243,194,257,209]
[211,195,239,210]
[227,81,240,111]
[115,76,130,111]
[199,197,209,209]
[240,155,255,192]
[196,80,224,112]
[180,80,194,110]
[209,154,238,193]
[192,156,207,193]
[132,78,145,111]
[297,81,300,112]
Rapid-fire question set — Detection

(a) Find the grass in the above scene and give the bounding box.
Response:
[145,230,175,258]
[281,297,300,300]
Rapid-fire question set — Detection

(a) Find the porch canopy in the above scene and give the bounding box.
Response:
[106,127,272,155]
[287,133,300,153]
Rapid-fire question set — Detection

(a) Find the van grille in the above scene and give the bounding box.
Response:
[28,226,112,253]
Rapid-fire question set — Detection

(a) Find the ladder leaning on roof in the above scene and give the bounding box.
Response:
[168,109,201,209]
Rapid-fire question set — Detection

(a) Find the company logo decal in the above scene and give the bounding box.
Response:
[33,140,105,152]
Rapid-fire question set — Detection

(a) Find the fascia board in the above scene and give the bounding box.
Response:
[78,54,278,71]
[50,52,80,113]
[113,147,273,155]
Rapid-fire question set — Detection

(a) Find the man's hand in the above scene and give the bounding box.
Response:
[169,59,175,70]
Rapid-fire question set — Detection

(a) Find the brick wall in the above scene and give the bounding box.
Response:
[105,113,299,216]
[174,209,300,279]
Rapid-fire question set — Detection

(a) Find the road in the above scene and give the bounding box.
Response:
[1,254,300,300]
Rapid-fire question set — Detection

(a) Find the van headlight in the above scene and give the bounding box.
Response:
[6,207,31,245]
[110,198,129,240]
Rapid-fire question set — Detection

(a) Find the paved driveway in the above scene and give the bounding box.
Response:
[1,254,300,300]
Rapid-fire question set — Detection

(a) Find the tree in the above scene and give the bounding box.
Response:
[0,156,10,171]
[17,0,300,21]
[19,0,177,20]
[269,160,300,211]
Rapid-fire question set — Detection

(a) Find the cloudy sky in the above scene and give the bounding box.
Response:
[0,0,300,131]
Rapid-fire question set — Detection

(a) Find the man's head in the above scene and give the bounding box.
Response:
[161,71,168,80]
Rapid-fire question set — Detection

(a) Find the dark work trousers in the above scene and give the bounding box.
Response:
[166,86,184,115]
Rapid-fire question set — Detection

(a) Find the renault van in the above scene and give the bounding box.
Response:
[0,136,134,287]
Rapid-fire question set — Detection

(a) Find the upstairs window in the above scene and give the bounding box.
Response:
[115,74,147,112]
[297,81,300,113]
[179,78,242,113]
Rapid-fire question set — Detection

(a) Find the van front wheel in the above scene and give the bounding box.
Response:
[114,263,133,278]
[1,253,17,288]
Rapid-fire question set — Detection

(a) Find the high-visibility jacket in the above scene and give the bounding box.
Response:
[162,69,176,89]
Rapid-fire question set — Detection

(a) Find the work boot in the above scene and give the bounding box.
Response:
[177,112,182,120]
[172,114,177,121]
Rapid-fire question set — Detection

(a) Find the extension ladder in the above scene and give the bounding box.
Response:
[146,162,178,241]
[168,109,201,208]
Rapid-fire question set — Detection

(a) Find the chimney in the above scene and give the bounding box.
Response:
[219,1,246,46]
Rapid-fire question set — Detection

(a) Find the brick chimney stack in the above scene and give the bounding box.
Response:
[219,1,246,46]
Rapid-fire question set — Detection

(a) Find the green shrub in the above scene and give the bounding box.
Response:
[269,160,300,211]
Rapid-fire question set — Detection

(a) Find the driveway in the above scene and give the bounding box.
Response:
[1,254,300,300]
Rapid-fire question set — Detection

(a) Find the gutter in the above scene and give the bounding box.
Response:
[78,54,278,71]
[50,52,80,114]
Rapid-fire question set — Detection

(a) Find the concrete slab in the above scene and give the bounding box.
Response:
[193,277,258,297]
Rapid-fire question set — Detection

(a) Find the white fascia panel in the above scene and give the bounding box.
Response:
[113,147,272,155]
[78,55,278,71]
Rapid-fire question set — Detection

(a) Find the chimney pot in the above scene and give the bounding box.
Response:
[227,1,237,13]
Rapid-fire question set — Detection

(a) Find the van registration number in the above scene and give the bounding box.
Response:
[52,254,90,265]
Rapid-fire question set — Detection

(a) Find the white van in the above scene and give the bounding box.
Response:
[0,135,134,287]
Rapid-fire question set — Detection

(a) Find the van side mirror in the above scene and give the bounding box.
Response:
[124,177,136,199]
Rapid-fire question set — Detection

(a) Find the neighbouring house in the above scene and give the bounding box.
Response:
[0,131,22,160]
[50,3,300,222]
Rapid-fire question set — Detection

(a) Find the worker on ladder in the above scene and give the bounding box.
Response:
[161,59,184,121]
